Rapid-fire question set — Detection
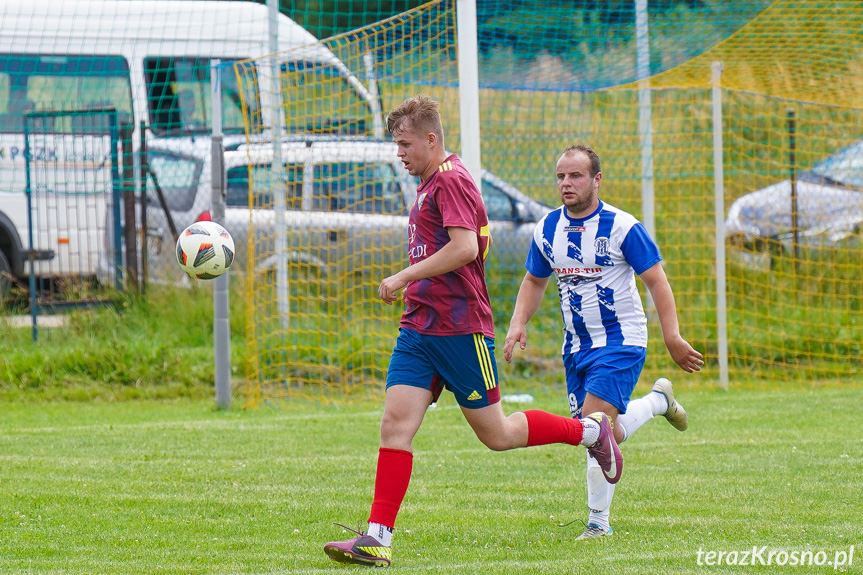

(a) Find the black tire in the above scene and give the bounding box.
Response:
[0,249,11,300]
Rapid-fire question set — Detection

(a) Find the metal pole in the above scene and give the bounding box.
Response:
[268,0,289,329]
[787,108,799,272]
[363,51,385,140]
[121,124,138,292]
[109,111,123,291]
[636,0,656,315]
[23,121,38,343]
[139,121,148,293]
[711,61,729,390]
[456,0,482,190]
[211,59,231,410]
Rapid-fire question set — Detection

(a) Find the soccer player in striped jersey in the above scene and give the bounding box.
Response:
[503,144,704,540]
[324,98,623,568]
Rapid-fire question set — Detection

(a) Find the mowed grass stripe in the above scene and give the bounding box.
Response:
[1,386,861,575]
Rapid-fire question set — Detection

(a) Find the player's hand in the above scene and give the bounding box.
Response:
[503,324,527,363]
[666,336,704,373]
[378,273,406,305]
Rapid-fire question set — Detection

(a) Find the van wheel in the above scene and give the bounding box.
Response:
[0,250,11,300]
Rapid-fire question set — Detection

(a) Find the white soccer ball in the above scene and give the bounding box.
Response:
[176,221,235,280]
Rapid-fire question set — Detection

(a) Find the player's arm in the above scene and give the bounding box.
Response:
[503,271,550,363]
[378,226,477,305]
[638,262,704,373]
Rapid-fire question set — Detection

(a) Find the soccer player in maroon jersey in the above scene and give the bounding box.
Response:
[324,95,623,568]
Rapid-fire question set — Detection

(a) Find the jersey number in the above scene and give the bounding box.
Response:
[480,225,491,260]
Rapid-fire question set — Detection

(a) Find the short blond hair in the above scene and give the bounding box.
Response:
[387,94,444,144]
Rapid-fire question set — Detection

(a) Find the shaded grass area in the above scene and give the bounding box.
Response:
[0,386,860,574]
[0,284,247,401]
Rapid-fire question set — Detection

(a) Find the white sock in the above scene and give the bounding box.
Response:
[579,416,600,446]
[586,453,614,531]
[647,390,669,415]
[618,395,656,442]
[367,522,393,546]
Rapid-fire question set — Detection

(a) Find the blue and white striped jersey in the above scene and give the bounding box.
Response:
[525,200,662,355]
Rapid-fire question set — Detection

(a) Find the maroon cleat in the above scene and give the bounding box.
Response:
[584,412,623,484]
[324,524,392,567]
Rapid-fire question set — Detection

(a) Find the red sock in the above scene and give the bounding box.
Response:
[368,448,413,529]
[523,410,584,447]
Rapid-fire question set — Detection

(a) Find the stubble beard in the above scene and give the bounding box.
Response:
[562,186,598,217]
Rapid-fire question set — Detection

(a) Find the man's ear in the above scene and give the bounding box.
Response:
[427,132,437,146]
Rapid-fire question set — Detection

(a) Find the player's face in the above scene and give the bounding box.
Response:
[393,123,436,181]
[556,151,601,218]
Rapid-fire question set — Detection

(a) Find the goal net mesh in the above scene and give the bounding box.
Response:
[236,0,863,405]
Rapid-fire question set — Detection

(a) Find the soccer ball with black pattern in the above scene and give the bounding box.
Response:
[176,221,235,280]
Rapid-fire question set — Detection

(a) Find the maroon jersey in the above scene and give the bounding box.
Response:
[400,154,494,338]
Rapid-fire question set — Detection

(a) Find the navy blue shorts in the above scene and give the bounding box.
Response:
[563,345,646,417]
[386,328,501,408]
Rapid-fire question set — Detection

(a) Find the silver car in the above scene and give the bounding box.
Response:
[725,140,863,252]
[144,136,551,280]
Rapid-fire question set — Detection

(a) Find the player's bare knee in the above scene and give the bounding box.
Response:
[479,436,508,451]
[380,413,411,446]
[476,430,516,451]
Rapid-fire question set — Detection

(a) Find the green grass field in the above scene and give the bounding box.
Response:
[1,385,860,574]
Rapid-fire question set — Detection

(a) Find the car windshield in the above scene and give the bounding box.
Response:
[810,140,863,189]
[0,54,132,133]
[225,159,405,215]
[227,163,302,209]
[312,161,404,214]
[145,57,255,137]
[147,152,204,212]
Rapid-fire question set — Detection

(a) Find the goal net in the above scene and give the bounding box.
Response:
[236,0,863,405]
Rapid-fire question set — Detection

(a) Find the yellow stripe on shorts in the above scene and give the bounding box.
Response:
[473,333,497,390]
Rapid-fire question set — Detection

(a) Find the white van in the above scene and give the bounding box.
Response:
[0,0,380,295]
